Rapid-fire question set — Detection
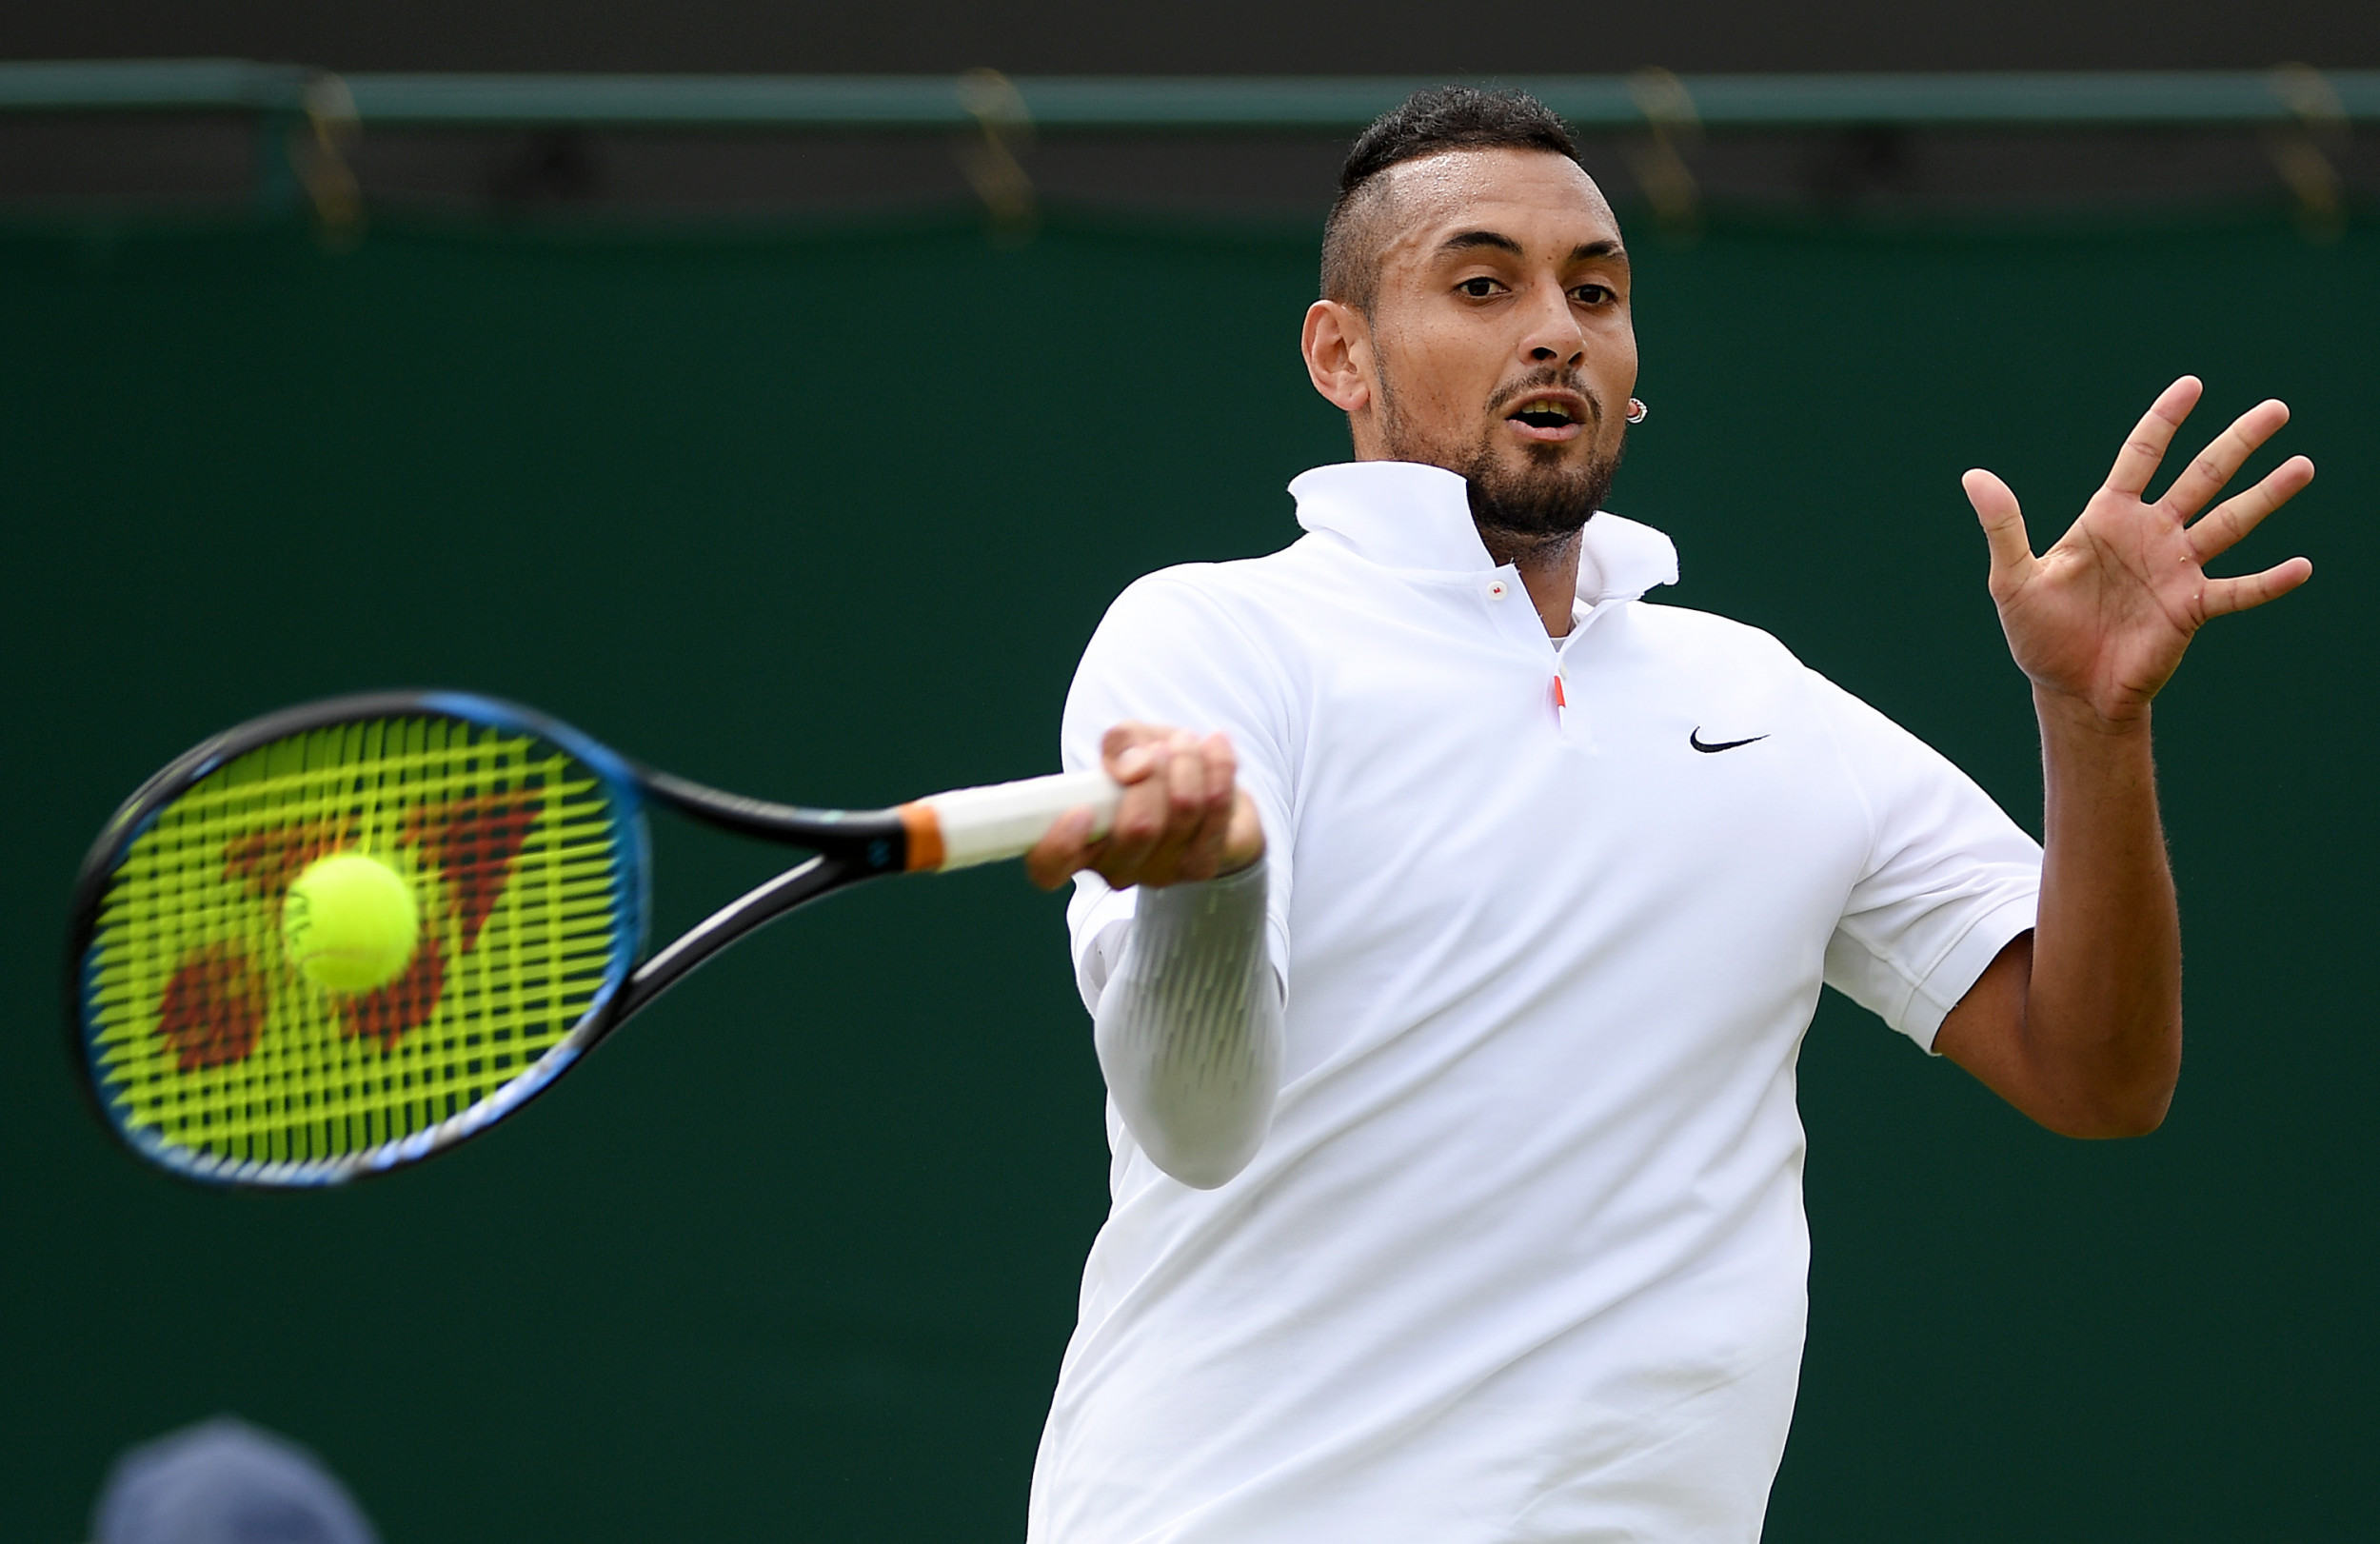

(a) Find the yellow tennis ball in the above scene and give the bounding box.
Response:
[284,852,420,995]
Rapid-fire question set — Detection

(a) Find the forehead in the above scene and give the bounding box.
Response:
[1375,147,1620,266]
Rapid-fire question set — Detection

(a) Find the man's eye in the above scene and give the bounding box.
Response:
[1458,277,1501,298]
[1573,284,1614,306]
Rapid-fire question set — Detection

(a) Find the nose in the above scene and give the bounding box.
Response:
[1519,282,1587,367]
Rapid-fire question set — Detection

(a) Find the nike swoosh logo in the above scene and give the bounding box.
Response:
[1690,728,1769,754]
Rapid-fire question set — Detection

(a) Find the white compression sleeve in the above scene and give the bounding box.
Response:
[1093,858,1284,1190]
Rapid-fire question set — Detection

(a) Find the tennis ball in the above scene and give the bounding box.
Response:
[284,852,420,995]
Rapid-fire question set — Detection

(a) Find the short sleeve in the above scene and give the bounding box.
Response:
[1061,570,1297,1017]
[1814,676,2043,1052]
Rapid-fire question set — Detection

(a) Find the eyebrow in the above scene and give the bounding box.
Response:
[1435,230,1631,268]
[1438,229,1524,257]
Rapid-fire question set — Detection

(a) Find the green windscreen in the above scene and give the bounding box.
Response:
[77,712,633,1175]
[3,208,2369,1544]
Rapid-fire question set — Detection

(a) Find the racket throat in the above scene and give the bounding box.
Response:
[640,769,916,873]
[609,853,877,1026]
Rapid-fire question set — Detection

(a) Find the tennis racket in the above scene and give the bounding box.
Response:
[64,690,1120,1189]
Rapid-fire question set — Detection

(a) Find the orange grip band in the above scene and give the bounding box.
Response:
[897,802,945,873]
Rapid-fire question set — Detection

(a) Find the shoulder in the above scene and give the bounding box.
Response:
[1108,537,1338,609]
[1068,543,1333,708]
[1064,552,1317,760]
[1621,600,1810,679]
[1088,539,1339,653]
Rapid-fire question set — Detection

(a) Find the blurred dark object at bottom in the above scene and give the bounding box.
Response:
[92,1416,377,1544]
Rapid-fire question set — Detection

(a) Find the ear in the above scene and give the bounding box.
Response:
[1301,300,1374,415]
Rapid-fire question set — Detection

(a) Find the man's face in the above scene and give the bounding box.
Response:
[1314,148,1638,537]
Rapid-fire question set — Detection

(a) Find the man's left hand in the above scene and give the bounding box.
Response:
[1963,375,2314,724]
[1937,377,2313,1137]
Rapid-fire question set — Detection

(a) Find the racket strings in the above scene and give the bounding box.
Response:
[81,714,631,1172]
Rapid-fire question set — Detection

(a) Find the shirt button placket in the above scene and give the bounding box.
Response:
[1553,638,1594,749]
[1486,572,1587,745]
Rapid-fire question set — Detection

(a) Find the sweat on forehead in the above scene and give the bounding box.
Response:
[1320,148,1614,314]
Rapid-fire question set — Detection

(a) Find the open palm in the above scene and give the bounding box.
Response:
[1965,376,2315,724]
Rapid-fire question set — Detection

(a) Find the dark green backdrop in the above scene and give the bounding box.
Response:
[2,203,2370,1541]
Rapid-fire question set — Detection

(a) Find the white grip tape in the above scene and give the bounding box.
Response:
[922,770,1123,871]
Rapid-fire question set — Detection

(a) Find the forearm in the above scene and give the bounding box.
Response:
[2023,687,2183,1134]
[1094,858,1284,1188]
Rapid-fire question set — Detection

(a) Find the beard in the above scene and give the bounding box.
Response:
[1376,363,1625,543]
[1458,435,1621,542]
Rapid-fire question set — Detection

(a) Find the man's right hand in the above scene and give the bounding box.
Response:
[1024,722,1265,892]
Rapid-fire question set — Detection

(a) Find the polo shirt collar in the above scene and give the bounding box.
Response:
[1288,460,1679,604]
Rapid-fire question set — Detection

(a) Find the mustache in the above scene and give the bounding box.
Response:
[1486,369,1605,423]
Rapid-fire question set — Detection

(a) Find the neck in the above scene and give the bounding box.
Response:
[1476,522,1582,638]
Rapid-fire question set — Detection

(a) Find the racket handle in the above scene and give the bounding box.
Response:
[900,770,1124,873]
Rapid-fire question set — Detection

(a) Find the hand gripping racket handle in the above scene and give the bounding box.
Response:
[899,770,1124,872]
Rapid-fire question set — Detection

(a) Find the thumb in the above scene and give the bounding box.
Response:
[1962,468,2033,589]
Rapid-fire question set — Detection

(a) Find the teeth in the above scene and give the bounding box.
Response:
[1516,399,1572,420]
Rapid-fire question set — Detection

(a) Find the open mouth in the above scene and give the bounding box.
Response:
[1509,399,1578,430]
[1503,392,1589,441]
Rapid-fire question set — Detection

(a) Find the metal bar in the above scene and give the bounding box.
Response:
[349,72,982,129]
[2,62,2374,131]
[0,59,313,112]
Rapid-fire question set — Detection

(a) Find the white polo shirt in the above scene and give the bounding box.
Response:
[1034,460,2042,1544]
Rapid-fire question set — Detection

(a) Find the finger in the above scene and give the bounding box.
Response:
[1101,722,1166,785]
[2158,398,2291,519]
[1102,738,1178,874]
[2188,455,2313,564]
[2202,556,2313,619]
[1962,468,2034,589]
[1175,734,1241,881]
[1220,787,1267,875]
[1145,732,1214,881]
[1023,806,1100,891]
[1171,732,1247,880]
[2102,375,2202,498]
[1200,732,1239,812]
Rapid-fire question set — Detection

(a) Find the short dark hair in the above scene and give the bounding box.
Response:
[1320,87,1587,312]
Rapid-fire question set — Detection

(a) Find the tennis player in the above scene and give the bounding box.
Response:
[1021,87,2311,1542]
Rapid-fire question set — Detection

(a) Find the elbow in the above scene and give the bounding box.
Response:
[2048,1106,2167,1140]
[2013,1009,2181,1140]
[2039,1075,2176,1140]
[2105,1088,2173,1138]
[1098,979,1286,1190]
[1100,1009,1281,1187]
[1140,1103,1275,1189]
[1154,1139,1261,1190]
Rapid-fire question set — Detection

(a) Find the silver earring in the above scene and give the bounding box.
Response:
[1625,398,1649,425]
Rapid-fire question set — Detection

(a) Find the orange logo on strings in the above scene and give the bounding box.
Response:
[151,794,543,1071]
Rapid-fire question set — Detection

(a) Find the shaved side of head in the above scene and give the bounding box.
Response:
[1319,174,1402,314]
